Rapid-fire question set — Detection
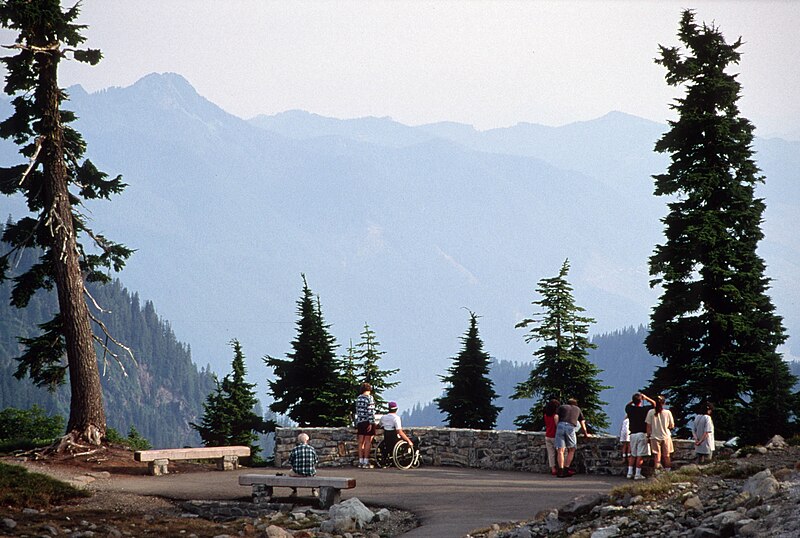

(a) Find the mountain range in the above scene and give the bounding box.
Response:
[1,72,798,409]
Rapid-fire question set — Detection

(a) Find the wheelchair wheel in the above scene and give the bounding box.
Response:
[392,440,415,470]
[374,440,389,468]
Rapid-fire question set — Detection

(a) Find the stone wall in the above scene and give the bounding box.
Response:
[274,427,704,476]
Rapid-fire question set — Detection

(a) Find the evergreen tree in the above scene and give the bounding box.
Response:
[646,10,798,443]
[265,275,350,426]
[0,1,133,447]
[341,339,360,397]
[511,260,609,432]
[191,340,267,458]
[435,311,501,429]
[355,323,399,413]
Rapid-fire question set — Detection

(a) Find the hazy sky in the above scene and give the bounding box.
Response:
[6,1,800,137]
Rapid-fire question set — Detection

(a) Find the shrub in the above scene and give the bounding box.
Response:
[0,462,88,508]
[0,406,64,448]
[106,426,152,451]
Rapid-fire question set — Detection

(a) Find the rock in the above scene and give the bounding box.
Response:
[691,527,720,538]
[591,525,620,537]
[711,510,745,535]
[559,493,606,520]
[67,475,96,488]
[509,527,532,538]
[86,471,112,479]
[545,510,564,533]
[264,526,293,538]
[374,508,391,522]
[683,495,703,511]
[772,467,793,481]
[742,469,780,499]
[736,520,759,537]
[324,497,375,533]
[765,435,788,450]
[1,518,17,531]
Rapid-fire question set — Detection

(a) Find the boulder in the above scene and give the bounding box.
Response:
[559,493,606,520]
[765,435,788,450]
[322,497,375,533]
[742,469,780,500]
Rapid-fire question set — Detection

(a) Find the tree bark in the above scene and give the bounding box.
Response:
[39,45,106,446]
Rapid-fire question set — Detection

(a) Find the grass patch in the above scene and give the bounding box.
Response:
[703,461,765,479]
[0,462,89,509]
[610,469,699,501]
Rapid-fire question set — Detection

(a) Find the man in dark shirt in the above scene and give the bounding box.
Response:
[625,392,655,479]
[554,398,590,477]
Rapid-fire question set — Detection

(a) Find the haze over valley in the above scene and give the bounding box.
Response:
[1,73,798,411]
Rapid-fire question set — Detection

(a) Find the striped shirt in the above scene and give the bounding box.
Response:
[355,393,375,425]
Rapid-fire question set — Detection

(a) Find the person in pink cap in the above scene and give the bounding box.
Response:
[379,401,413,451]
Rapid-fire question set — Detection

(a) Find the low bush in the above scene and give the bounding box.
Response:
[0,405,64,443]
[106,425,152,451]
[704,460,766,479]
[0,462,89,508]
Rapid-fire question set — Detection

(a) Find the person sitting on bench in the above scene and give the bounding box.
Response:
[379,401,413,451]
[288,432,319,496]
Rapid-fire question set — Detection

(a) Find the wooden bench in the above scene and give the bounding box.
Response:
[134,446,251,476]
[239,474,356,509]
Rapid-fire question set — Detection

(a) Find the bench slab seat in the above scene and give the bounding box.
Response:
[239,474,356,509]
[135,446,251,475]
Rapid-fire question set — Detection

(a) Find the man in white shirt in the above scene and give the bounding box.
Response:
[379,401,413,450]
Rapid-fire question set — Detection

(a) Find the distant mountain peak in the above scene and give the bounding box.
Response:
[132,72,197,97]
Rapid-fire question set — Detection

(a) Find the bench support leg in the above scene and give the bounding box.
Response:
[318,486,340,509]
[217,455,239,471]
[252,484,274,505]
[148,459,169,476]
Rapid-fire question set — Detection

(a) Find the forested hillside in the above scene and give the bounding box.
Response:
[0,242,217,448]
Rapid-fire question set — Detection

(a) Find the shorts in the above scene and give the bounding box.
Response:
[629,432,651,457]
[554,422,577,449]
[650,437,673,454]
[356,421,376,436]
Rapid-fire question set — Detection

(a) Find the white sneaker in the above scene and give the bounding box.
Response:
[626,473,633,479]
[633,475,646,480]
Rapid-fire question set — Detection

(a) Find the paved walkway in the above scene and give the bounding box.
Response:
[95,466,624,537]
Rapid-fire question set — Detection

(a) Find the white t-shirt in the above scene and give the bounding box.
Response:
[380,412,401,431]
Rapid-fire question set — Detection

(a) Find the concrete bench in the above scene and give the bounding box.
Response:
[134,446,251,475]
[239,474,356,509]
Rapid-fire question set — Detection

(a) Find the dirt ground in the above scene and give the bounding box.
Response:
[1,445,416,537]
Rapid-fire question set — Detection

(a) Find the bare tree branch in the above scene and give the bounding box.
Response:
[18,135,44,186]
[87,307,137,376]
[84,285,111,314]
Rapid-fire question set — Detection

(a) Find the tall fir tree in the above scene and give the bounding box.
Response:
[355,323,399,413]
[0,1,133,447]
[341,339,360,397]
[646,10,798,443]
[264,275,350,426]
[511,260,609,432]
[435,311,501,429]
[191,340,268,458]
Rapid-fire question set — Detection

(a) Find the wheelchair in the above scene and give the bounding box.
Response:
[373,435,421,470]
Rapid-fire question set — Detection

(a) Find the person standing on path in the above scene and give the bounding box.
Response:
[693,402,715,463]
[355,382,377,468]
[646,395,675,472]
[625,392,655,480]
[554,398,590,477]
[543,399,560,476]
